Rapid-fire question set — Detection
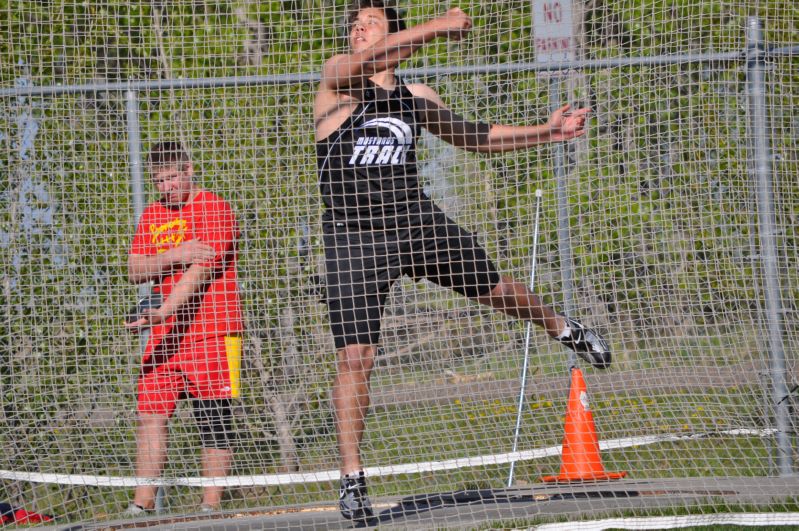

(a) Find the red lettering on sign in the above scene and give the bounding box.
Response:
[535,37,573,52]
[542,1,562,23]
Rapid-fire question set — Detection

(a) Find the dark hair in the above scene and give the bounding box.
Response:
[147,141,190,170]
[348,0,406,35]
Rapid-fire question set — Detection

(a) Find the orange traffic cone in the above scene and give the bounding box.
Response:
[541,367,626,482]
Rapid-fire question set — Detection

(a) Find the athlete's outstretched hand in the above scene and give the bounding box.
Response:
[435,8,472,41]
[547,104,591,141]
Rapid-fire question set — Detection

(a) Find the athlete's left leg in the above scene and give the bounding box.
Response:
[133,350,184,511]
[132,414,170,510]
[185,337,241,509]
[412,211,610,368]
[409,217,564,334]
[192,398,235,509]
[200,448,231,509]
[476,277,611,369]
[474,275,566,337]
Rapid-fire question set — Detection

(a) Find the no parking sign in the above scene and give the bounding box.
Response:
[533,0,576,64]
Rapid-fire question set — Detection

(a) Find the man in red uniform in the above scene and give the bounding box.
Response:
[124,141,243,514]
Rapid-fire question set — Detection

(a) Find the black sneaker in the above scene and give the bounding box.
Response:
[555,316,611,369]
[339,471,374,522]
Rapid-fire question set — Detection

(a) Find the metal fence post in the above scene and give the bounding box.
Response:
[126,90,145,225]
[746,17,794,477]
[125,89,166,509]
[550,77,577,368]
[125,90,152,343]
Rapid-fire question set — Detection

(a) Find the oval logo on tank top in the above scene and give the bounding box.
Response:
[348,117,413,166]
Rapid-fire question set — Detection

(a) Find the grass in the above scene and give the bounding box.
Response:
[13,350,790,524]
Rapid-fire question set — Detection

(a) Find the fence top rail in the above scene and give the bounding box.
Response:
[767,44,799,56]
[0,50,755,99]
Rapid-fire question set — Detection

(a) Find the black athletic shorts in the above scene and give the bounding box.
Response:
[323,205,501,349]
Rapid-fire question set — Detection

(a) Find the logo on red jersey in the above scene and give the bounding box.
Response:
[149,219,187,253]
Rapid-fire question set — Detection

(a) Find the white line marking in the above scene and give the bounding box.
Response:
[534,512,799,530]
[0,429,776,487]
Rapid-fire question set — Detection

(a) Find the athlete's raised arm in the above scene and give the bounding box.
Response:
[319,8,471,94]
[407,83,591,153]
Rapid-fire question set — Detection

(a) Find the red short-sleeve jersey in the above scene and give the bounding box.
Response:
[130,190,243,343]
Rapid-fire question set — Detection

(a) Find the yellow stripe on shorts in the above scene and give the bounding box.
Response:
[224,335,242,399]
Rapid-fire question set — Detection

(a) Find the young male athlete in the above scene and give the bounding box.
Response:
[124,142,243,514]
[314,1,610,521]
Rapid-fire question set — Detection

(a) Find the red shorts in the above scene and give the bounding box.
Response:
[137,335,242,416]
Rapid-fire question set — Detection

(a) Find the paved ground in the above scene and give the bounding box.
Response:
[57,476,799,530]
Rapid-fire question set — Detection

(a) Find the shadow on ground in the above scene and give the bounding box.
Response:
[69,477,799,530]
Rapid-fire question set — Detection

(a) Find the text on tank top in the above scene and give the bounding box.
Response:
[316,78,426,226]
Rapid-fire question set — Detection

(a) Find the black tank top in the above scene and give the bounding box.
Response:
[317,78,430,228]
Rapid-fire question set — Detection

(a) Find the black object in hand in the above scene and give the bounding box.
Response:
[126,293,163,324]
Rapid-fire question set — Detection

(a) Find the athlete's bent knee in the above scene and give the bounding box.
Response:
[488,275,516,298]
[337,344,375,375]
[193,399,235,450]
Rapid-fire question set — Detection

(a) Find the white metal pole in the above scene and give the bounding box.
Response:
[508,189,544,487]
